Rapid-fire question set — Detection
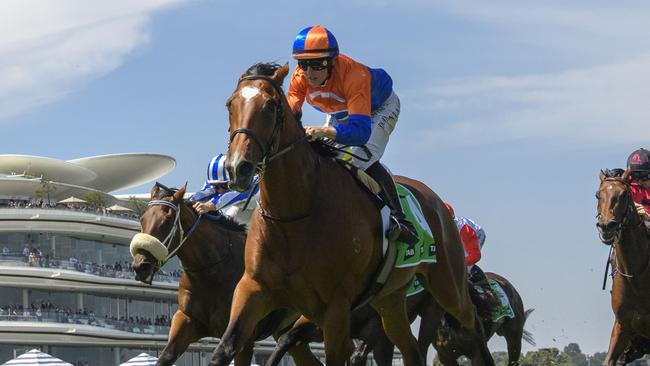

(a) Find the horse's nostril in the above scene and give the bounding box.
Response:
[598,221,619,232]
[236,161,255,179]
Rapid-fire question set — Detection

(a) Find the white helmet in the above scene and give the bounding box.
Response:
[207,154,228,184]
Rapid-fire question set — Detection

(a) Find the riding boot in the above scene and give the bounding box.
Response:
[469,264,488,284]
[469,265,493,300]
[365,162,419,245]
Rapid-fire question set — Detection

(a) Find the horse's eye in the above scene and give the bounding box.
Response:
[595,192,600,199]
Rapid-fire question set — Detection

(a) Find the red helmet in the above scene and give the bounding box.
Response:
[444,203,455,219]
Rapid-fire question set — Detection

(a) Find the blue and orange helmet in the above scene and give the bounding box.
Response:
[292,25,339,60]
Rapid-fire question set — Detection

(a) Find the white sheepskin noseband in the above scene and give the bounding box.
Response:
[130,233,169,263]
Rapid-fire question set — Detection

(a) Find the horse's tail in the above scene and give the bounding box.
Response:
[522,308,536,346]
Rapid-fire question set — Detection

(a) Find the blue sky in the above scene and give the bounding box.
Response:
[3,0,650,357]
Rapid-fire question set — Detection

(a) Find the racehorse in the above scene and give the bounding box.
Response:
[130,183,322,366]
[596,169,650,365]
[428,272,534,366]
[209,62,494,366]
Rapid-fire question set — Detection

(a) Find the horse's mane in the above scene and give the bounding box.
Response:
[152,183,247,233]
[603,168,625,178]
[245,62,283,77]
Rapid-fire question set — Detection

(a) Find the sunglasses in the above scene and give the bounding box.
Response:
[298,59,328,71]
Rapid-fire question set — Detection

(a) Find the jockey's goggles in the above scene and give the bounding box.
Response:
[631,171,650,181]
[298,58,329,71]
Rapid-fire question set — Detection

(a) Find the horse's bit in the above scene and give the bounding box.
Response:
[148,199,202,266]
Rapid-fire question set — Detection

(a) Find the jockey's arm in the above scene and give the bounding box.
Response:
[287,69,306,116]
[460,224,481,266]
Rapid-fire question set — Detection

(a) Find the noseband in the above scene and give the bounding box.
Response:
[147,199,202,266]
[228,75,307,172]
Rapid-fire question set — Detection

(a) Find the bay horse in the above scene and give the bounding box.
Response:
[428,272,535,366]
[596,169,650,365]
[210,62,494,366]
[130,183,322,366]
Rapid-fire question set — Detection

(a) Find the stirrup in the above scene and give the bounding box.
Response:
[388,217,419,245]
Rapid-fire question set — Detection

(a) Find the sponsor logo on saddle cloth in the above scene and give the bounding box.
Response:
[488,279,515,321]
[406,275,425,297]
[393,184,436,268]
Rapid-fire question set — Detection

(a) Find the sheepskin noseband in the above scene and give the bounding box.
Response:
[130,232,169,263]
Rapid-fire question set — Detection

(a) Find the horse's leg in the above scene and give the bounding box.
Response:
[266,316,322,366]
[371,292,425,366]
[286,343,324,366]
[209,276,271,366]
[372,336,397,366]
[502,323,523,366]
[437,352,460,366]
[604,320,633,366]
[416,299,444,365]
[156,310,201,366]
[350,313,395,366]
[321,299,355,366]
[419,270,494,366]
[233,343,254,366]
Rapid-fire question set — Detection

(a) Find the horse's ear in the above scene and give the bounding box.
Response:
[622,168,631,181]
[150,183,160,199]
[599,170,606,182]
[271,63,290,85]
[173,182,187,202]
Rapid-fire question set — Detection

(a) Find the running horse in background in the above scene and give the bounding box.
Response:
[130,183,322,366]
[427,272,535,366]
[596,169,650,365]
[209,62,494,366]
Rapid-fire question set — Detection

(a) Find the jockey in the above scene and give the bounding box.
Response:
[191,154,259,223]
[445,203,488,284]
[287,25,418,245]
[627,148,650,230]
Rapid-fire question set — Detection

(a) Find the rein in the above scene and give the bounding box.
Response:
[148,199,203,266]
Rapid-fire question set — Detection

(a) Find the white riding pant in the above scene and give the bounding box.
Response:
[325,91,400,170]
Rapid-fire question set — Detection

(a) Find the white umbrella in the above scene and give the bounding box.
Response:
[106,204,133,212]
[119,353,158,366]
[56,196,87,204]
[1,349,73,366]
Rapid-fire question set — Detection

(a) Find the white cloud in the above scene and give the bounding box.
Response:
[411,52,650,149]
[0,0,186,119]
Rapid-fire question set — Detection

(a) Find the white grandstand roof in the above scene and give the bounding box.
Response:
[0,153,175,202]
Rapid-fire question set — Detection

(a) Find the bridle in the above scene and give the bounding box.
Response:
[227,74,317,222]
[228,75,307,173]
[147,198,202,267]
[597,177,636,245]
[598,177,648,279]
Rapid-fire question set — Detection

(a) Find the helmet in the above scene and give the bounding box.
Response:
[627,148,650,172]
[207,154,228,184]
[444,203,455,219]
[292,25,339,60]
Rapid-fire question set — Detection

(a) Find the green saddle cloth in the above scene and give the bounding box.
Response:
[394,183,437,268]
[488,279,515,321]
